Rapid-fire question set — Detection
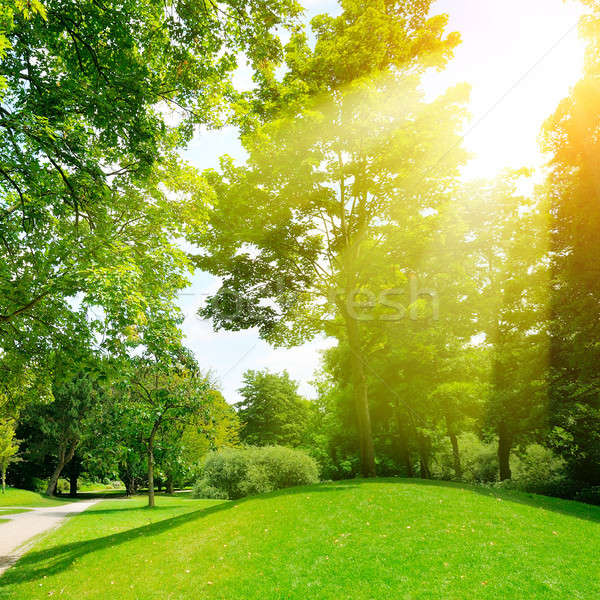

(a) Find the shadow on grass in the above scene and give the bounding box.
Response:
[72,490,192,501]
[87,504,190,515]
[0,483,354,588]
[0,503,232,588]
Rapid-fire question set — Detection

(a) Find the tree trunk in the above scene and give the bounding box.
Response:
[166,476,174,495]
[124,475,135,497]
[1,468,6,494]
[156,478,162,493]
[147,422,161,508]
[46,457,64,497]
[46,442,78,497]
[449,431,462,480]
[46,441,78,497]
[498,424,512,481]
[394,414,413,477]
[344,313,376,478]
[446,417,462,480]
[147,444,155,508]
[69,472,78,498]
[417,434,431,479]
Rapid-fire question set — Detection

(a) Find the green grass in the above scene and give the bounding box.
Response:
[0,508,31,515]
[0,479,599,599]
[0,507,31,525]
[0,487,76,508]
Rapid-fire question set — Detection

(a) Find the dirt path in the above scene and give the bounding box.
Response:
[0,499,100,575]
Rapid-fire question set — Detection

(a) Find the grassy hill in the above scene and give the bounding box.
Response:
[0,479,598,599]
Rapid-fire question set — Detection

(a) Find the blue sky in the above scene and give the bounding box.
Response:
[178,0,587,403]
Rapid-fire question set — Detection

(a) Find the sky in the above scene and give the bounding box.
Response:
[178,0,587,404]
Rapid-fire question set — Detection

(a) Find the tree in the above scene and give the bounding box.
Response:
[542,2,600,484]
[0,0,300,366]
[27,361,103,496]
[458,175,550,480]
[123,349,211,507]
[196,0,468,476]
[0,418,19,493]
[429,379,484,481]
[154,390,240,494]
[237,370,310,447]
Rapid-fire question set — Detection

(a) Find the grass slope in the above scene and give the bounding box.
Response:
[0,480,598,599]
[0,487,75,508]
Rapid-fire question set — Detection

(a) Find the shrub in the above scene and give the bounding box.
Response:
[56,478,70,494]
[456,434,499,483]
[192,479,229,500]
[512,444,567,488]
[31,477,46,494]
[194,446,319,500]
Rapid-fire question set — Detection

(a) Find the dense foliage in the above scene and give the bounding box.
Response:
[1,0,599,509]
[0,0,299,504]
[194,0,600,500]
[194,445,319,499]
[237,370,311,447]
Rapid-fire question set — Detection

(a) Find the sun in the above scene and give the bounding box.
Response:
[427,0,587,180]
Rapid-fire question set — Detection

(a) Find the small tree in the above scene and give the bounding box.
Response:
[124,349,212,507]
[31,366,102,497]
[0,419,19,493]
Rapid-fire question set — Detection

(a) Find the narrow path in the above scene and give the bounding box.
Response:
[0,499,100,575]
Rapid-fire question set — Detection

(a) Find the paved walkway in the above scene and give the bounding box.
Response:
[0,499,100,575]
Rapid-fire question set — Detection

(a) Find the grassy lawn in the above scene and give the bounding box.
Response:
[0,507,31,525]
[0,508,31,516]
[0,479,598,599]
[0,487,76,508]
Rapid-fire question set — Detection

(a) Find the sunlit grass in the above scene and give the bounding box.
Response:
[0,508,31,516]
[0,480,598,599]
[0,487,76,508]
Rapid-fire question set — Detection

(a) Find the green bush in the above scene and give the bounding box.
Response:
[511,444,567,487]
[192,479,229,500]
[31,477,46,494]
[194,446,319,500]
[56,478,70,494]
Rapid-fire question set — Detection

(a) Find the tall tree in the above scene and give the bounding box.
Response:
[196,0,468,476]
[460,175,549,480]
[543,2,600,484]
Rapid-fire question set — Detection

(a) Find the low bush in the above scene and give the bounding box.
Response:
[192,479,229,500]
[194,446,319,500]
[31,477,46,494]
[56,479,70,494]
